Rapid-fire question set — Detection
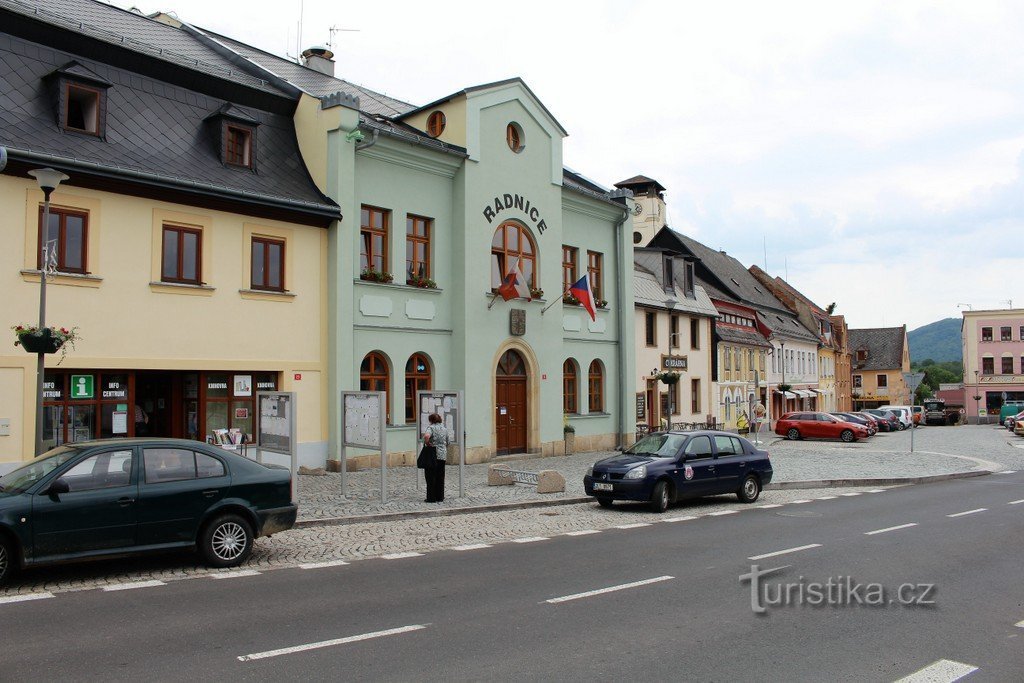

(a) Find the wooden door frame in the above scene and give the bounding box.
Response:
[490,340,539,457]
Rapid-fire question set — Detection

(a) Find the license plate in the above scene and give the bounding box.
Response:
[594,482,613,491]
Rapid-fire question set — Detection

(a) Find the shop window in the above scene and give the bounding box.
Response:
[1002,357,1014,374]
[203,372,274,442]
[1001,326,1012,342]
[360,205,389,275]
[251,236,285,291]
[63,82,102,135]
[225,124,254,168]
[361,352,391,423]
[587,251,603,302]
[161,224,203,285]
[982,358,994,374]
[404,353,432,423]
[490,221,535,291]
[562,245,577,294]
[645,311,656,347]
[38,205,88,274]
[981,327,992,342]
[588,360,604,413]
[406,215,432,283]
[506,122,524,153]
[427,111,446,138]
[691,378,701,414]
[563,359,578,414]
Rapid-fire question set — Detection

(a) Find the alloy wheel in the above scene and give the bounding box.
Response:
[211,522,248,562]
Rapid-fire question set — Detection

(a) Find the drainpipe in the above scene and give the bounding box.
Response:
[610,196,631,449]
[355,129,379,152]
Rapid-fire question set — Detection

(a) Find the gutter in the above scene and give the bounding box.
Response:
[5,147,341,221]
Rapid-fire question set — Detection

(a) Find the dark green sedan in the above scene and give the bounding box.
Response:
[0,439,297,586]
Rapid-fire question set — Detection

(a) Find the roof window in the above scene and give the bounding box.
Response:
[205,104,259,171]
[49,61,112,138]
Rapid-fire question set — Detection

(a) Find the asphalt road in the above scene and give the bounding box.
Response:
[3,472,1023,682]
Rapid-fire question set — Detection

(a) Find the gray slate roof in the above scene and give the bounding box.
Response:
[634,265,717,317]
[0,30,336,216]
[848,327,906,370]
[716,325,773,348]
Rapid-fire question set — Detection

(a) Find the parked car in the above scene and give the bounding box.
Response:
[851,411,887,432]
[880,405,913,430]
[863,409,901,432]
[775,412,870,442]
[999,403,1024,426]
[1015,420,1024,437]
[1007,410,1024,432]
[0,438,297,586]
[832,412,876,436]
[584,431,773,512]
[850,412,881,432]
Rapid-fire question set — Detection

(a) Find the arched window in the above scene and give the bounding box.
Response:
[588,360,604,413]
[405,353,432,423]
[563,359,578,414]
[360,352,390,423]
[491,221,535,292]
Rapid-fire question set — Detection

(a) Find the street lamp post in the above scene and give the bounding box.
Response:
[973,369,981,425]
[664,298,677,422]
[778,340,787,416]
[28,167,69,456]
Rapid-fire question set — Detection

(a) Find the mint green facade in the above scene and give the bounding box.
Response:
[319,80,635,466]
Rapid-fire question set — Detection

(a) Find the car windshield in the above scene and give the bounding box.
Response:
[0,446,80,494]
[625,433,688,457]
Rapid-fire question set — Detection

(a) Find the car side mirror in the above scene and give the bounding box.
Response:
[46,478,70,498]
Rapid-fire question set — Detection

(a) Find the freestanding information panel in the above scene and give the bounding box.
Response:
[255,391,298,503]
[417,390,465,498]
[340,391,387,503]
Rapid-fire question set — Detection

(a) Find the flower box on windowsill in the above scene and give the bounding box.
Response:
[360,270,394,284]
[406,276,438,290]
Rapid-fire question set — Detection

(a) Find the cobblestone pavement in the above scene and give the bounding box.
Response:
[2,425,1017,597]
[0,485,886,596]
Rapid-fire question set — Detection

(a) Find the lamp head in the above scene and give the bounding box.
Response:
[0,146,7,173]
[28,167,69,193]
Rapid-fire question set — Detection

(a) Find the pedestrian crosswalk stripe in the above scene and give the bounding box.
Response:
[893,659,978,682]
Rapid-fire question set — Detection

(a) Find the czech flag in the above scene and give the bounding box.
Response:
[497,258,531,302]
[568,274,597,321]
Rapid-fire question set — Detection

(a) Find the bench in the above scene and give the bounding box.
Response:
[487,464,565,493]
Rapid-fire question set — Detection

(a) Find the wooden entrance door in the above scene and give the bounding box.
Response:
[496,350,528,454]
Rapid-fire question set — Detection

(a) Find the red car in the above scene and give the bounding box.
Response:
[775,411,869,442]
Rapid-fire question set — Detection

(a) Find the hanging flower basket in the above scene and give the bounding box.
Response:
[656,371,681,385]
[778,383,793,393]
[13,325,80,364]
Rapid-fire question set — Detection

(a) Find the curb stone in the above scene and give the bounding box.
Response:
[294,469,993,528]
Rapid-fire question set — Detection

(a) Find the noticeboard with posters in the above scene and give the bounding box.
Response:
[257,391,294,454]
[343,392,383,448]
[417,391,462,444]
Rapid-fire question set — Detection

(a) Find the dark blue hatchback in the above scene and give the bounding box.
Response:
[583,431,773,512]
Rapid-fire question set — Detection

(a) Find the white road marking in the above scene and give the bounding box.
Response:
[748,544,822,561]
[512,537,549,543]
[381,552,423,559]
[102,580,165,591]
[893,658,978,682]
[565,529,602,536]
[299,560,350,569]
[865,523,918,536]
[757,504,783,509]
[840,492,863,497]
[1008,499,1024,505]
[0,592,54,605]
[545,576,674,604]
[707,510,739,516]
[1015,620,1024,628]
[210,569,261,579]
[817,495,838,500]
[947,508,987,518]
[790,499,812,504]
[238,624,428,662]
[867,489,887,493]
[662,515,698,522]
[997,470,1018,474]
[613,523,651,529]
[451,544,491,551]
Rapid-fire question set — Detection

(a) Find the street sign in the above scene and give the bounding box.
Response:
[902,372,925,392]
[70,374,94,399]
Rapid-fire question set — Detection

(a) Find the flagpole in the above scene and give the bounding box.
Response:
[540,290,567,315]
[487,292,501,310]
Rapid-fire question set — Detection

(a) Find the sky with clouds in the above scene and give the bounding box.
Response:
[122,0,1023,331]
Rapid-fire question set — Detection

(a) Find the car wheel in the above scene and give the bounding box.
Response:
[897,423,906,431]
[787,428,800,440]
[649,480,671,513]
[597,497,614,509]
[0,536,14,587]
[201,514,253,568]
[737,474,761,503]
[840,429,855,443]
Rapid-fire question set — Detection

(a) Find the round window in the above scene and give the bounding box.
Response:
[506,122,524,153]
[427,111,446,138]
[633,231,643,244]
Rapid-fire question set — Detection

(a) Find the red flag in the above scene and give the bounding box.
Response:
[568,274,597,321]
[497,258,531,302]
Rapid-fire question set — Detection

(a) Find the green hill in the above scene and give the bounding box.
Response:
[908,318,961,363]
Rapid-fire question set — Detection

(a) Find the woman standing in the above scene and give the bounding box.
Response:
[422,413,449,502]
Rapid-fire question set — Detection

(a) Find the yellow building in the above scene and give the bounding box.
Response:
[0,3,339,467]
[849,327,912,408]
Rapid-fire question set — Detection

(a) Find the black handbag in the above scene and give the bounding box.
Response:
[417,445,436,469]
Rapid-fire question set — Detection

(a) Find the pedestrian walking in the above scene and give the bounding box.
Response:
[422,413,449,503]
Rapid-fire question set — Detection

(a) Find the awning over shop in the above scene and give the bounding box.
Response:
[774,390,798,399]
[794,389,815,398]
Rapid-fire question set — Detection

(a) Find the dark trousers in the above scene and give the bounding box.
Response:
[424,458,446,502]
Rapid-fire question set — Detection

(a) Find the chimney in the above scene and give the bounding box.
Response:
[301,45,335,76]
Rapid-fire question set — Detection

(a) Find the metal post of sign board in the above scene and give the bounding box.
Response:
[255,391,298,504]
[903,372,925,453]
[417,390,465,498]
[341,391,387,504]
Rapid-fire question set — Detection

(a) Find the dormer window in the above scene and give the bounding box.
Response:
[65,83,101,135]
[856,349,868,362]
[225,125,253,168]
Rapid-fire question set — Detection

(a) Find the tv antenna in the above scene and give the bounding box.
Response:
[328,25,360,49]
[956,303,973,311]
[1000,299,1013,309]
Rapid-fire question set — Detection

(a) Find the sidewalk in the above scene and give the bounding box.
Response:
[296,427,1003,524]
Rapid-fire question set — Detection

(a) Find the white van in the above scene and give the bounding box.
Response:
[880,405,913,430]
